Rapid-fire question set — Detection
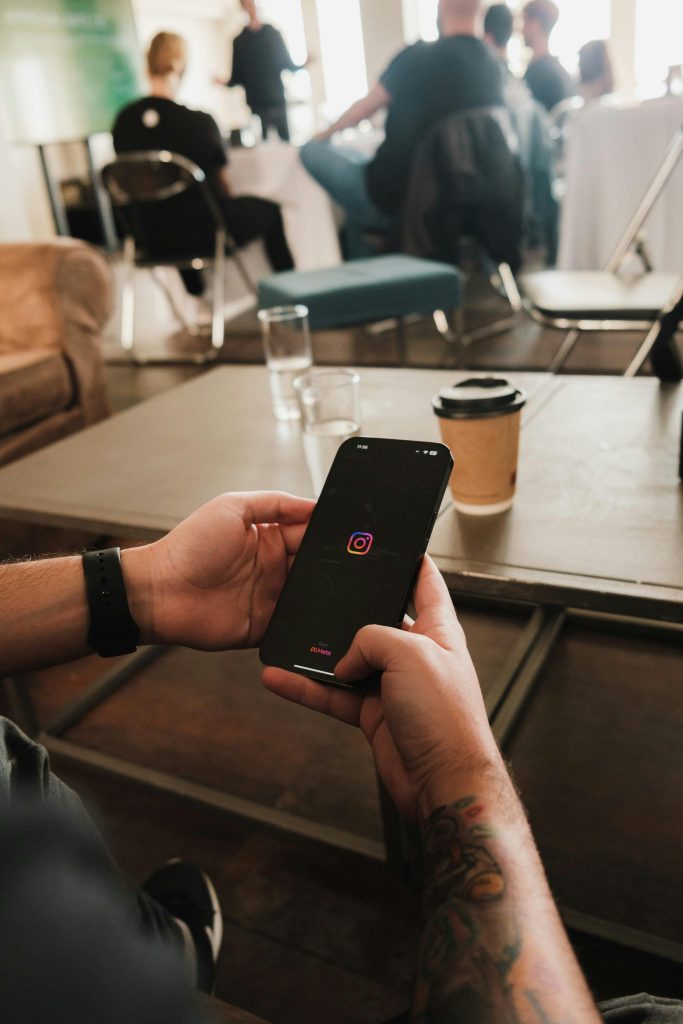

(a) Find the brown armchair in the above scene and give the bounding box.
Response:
[0,238,112,468]
[0,239,112,557]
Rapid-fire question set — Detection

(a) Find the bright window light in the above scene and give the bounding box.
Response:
[411,0,611,75]
[416,0,438,42]
[636,0,683,98]
[551,0,611,76]
[315,0,367,117]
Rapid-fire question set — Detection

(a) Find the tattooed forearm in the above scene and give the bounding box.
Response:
[412,797,569,1024]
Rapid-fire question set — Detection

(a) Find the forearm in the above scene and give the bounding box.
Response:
[0,548,154,675]
[325,100,372,135]
[413,766,601,1024]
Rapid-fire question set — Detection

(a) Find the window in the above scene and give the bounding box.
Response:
[636,0,683,98]
[315,0,368,117]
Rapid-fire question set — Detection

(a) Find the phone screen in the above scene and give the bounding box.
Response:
[260,437,453,685]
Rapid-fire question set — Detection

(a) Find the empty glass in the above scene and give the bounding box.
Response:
[294,369,362,496]
[258,305,313,421]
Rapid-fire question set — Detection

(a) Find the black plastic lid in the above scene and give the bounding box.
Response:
[432,377,527,421]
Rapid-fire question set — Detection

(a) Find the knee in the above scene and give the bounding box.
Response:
[300,139,329,177]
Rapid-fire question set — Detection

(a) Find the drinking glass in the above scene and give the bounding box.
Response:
[258,305,312,421]
[294,369,362,496]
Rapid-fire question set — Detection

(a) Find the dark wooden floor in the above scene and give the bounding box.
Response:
[6,283,683,1022]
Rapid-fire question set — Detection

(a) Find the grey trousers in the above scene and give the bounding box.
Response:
[601,995,683,1022]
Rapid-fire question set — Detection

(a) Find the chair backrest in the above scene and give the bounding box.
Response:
[101,151,226,259]
[401,107,525,272]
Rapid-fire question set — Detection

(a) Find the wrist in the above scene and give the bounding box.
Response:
[416,747,510,824]
[120,545,158,645]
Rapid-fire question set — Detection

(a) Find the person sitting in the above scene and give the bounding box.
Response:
[522,0,573,113]
[485,2,557,264]
[578,39,615,103]
[0,488,677,1022]
[217,0,308,142]
[113,31,293,296]
[300,0,505,259]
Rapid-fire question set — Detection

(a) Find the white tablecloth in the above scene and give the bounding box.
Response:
[558,97,683,272]
[229,142,341,270]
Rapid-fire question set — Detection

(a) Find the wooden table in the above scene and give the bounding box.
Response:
[1,366,682,954]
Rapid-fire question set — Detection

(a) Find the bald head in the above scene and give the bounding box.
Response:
[438,0,482,36]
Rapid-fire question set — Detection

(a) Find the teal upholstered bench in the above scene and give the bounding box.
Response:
[258,255,463,364]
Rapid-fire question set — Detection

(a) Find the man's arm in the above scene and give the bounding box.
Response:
[413,776,598,1022]
[1,491,313,676]
[263,558,602,1024]
[315,82,390,141]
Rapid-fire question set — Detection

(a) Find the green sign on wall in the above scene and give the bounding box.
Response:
[0,0,143,144]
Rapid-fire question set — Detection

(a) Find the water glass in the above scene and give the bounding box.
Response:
[294,369,362,496]
[258,305,313,421]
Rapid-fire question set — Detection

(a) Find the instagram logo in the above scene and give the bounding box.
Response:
[347,532,374,556]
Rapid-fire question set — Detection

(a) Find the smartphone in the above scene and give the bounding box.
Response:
[259,437,453,688]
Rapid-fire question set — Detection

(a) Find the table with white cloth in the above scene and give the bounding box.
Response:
[229,141,341,270]
[558,97,683,272]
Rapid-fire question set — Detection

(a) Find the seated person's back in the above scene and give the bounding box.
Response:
[113,96,227,183]
[110,31,293,276]
[367,35,504,216]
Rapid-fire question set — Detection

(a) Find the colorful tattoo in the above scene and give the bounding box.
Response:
[412,798,567,1024]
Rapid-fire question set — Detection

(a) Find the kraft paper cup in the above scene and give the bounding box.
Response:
[432,377,527,515]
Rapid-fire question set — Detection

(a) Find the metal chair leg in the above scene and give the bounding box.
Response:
[549,328,581,374]
[120,235,136,356]
[151,268,196,334]
[212,229,227,351]
[625,289,683,382]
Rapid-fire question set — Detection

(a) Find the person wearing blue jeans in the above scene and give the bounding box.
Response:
[300,0,506,259]
[300,140,394,258]
[2,488,682,1023]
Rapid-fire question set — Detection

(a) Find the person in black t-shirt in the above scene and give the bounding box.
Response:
[113,31,293,294]
[522,0,573,113]
[300,0,504,258]
[216,0,306,142]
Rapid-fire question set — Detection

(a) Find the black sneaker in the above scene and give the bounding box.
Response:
[143,859,223,994]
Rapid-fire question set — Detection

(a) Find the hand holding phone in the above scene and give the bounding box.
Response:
[259,437,453,687]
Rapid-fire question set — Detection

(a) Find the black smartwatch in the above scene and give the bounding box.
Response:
[82,548,141,658]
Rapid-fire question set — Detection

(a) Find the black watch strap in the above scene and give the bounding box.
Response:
[82,548,140,658]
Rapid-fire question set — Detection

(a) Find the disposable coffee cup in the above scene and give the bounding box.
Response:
[432,377,527,515]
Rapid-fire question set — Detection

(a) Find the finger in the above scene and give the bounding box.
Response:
[280,521,309,556]
[236,492,315,527]
[335,624,409,684]
[262,667,364,726]
[401,614,415,631]
[413,555,457,620]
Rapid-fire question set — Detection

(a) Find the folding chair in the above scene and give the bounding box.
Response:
[519,125,683,381]
[101,151,256,361]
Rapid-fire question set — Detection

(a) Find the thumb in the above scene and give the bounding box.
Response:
[335,624,407,685]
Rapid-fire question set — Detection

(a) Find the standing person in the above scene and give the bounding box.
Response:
[484,2,514,65]
[300,0,505,258]
[522,0,573,112]
[113,31,293,296]
[578,40,615,102]
[218,0,305,142]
